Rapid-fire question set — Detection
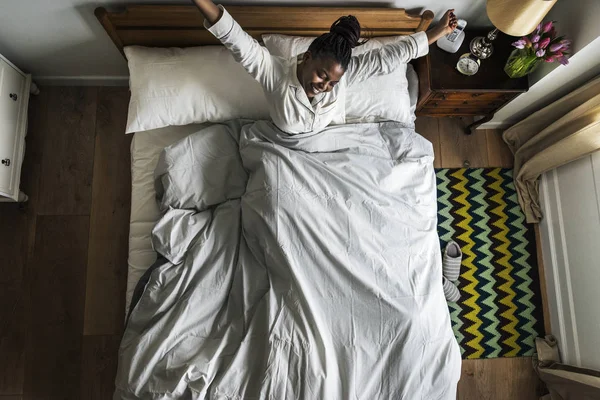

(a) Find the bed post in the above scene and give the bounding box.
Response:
[416,10,434,32]
[95,7,126,57]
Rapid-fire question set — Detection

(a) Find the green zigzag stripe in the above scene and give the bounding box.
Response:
[437,170,455,243]
[471,169,502,357]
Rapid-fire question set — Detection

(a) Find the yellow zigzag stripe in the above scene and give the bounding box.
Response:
[489,168,520,356]
[453,170,484,359]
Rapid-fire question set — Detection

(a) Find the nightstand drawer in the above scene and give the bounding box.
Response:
[419,106,497,116]
[431,92,516,102]
[425,99,505,109]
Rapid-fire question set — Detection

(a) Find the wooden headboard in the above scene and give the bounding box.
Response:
[95,5,434,57]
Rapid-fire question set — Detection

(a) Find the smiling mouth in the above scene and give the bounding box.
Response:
[310,84,321,95]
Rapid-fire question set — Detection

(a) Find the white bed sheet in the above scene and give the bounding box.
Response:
[127,123,208,312]
[126,67,420,312]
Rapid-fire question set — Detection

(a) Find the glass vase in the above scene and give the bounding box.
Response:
[504,49,542,78]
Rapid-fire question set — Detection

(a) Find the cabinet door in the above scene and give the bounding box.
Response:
[0,59,24,195]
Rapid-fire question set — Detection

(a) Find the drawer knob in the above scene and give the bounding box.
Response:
[1,158,10,167]
[9,93,18,101]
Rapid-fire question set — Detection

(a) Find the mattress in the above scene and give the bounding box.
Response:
[126,65,420,311]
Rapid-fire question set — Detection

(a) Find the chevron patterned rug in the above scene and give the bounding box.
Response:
[436,168,544,359]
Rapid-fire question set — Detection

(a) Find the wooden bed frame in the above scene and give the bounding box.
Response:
[95,5,434,56]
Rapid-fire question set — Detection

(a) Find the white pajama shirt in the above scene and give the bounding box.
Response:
[205,6,429,134]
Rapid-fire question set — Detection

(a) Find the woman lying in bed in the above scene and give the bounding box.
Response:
[193,0,457,134]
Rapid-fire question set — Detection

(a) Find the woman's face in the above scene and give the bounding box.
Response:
[298,52,345,99]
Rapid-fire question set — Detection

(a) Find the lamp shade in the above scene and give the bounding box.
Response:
[487,0,557,36]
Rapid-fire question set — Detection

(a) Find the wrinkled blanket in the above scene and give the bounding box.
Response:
[114,120,461,400]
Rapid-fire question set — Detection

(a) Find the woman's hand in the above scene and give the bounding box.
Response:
[439,10,458,36]
[426,9,459,45]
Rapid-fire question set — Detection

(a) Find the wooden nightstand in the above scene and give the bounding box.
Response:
[414,30,529,134]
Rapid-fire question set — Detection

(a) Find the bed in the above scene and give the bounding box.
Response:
[96,5,461,399]
[97,3,430,311]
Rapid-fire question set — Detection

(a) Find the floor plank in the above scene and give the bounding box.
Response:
[37,87,97,216]
[20,91,47,265]
[0,205,27,285]
[458,357,541,400]
[80,335,121,399]
[23,216,89,399]
[415,117,441,168]
[0,282,25,396]
[83,88,132,336]
[439,117,489,168]
[485,129,513,168]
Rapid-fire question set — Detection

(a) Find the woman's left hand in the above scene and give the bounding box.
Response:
[426,9,459,45]
[440,10,458,35]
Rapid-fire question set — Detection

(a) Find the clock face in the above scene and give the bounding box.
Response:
[457,54,480,76]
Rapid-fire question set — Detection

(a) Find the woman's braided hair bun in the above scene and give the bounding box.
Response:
[329,15,362,49]
[306,15,365,70]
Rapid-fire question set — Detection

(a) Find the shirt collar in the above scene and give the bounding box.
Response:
[292,58,326,111]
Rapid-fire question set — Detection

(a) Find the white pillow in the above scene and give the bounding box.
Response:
[262,34,415,126]
[124,46,270,133]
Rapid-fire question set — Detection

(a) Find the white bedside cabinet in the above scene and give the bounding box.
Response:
[0,53,33,202]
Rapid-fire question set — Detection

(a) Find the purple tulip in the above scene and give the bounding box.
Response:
[558,56,569,65]
[533,43,539,51]
[539,37,551,49]
[544,55,555,63]
[536,49,546,57]
[531,34,541,43]
[512,39,526,49]
[549,42,564,52]
[541,21,553,33]
[523,36,532,48]
[535,23,542,35]
[550,40,571,53]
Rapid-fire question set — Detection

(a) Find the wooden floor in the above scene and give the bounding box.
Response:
[0,87,543,399]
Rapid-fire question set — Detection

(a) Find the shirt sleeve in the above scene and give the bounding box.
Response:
[344,31,429,87]
[205,6,278,92]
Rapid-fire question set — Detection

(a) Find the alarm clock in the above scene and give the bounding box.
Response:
[456,53,480,76]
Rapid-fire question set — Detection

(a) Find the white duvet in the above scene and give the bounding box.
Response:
[115,120,461,399]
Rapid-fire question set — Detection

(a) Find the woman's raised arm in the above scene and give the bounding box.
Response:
[192,0,222,26]
[191,1,280,92]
